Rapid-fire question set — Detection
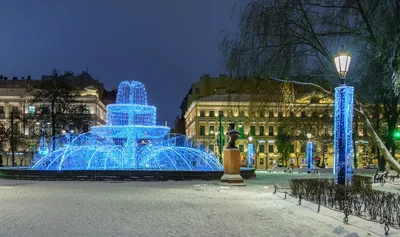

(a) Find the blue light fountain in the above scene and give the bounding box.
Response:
[32,81,223,172]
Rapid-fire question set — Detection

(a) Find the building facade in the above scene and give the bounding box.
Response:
[0,73,116,166]
[183,76,373,169]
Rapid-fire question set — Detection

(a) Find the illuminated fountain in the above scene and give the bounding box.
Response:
[32,81,223,172]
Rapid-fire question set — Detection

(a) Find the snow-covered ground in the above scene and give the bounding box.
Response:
[0,173,397,237]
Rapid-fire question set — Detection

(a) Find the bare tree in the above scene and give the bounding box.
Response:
[220,0,400,172]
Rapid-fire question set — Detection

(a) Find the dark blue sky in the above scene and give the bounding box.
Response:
[0,0,239,125]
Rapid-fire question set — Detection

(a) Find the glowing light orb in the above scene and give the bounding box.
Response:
[32,81,223,171]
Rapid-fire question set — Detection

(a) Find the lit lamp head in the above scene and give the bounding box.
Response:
[248,136,253,142]
[334,46,352,85]
[210,130,214,135]
[306,133,312,140]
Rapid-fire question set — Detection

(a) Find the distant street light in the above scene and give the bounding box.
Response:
[248,136,253,142]
[306,133,312,140]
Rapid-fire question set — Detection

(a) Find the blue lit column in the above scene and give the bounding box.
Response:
[248,136,254,168]
[333,47,353,185]
[306,141,313,173]
[333,85,354,185]
[247,144,254,168]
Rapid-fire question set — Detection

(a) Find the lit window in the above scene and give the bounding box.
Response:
[28,106,35,114]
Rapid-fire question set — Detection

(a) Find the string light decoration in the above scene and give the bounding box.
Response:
[32,81,223,171]
[333,86,354,185]
[247,144,253,168]
[306,141,313,173]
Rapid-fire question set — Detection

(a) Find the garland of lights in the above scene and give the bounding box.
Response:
[333,85,354,185]
[247,144,253,168]
[306,141,313,173]
[32,80,223,171]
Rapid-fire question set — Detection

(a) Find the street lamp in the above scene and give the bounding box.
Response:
[248,136,253,142]
[334,46,352,84]
[306,133,312,140]
[333,46,354,185]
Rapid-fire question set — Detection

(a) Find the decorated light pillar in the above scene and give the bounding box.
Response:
[306,133,313,173]
[248,136,253,168]
[333,47,354,185]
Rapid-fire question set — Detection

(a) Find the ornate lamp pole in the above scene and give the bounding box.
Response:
[333,46,354,185]
[306,133,313,173]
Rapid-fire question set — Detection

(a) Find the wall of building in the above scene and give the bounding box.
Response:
[0,74,114,166]
[184,95,373,170]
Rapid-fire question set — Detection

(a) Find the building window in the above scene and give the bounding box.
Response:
[278,126,282,134]
[239,111,245,117]
[83,124,89,133]
[312,111,317,118]
[239,125,244,138]
[301,111,307,118]
[209,111,215,117]
[209,125,214,134]
[28,106,35,114]
[323,144,328,153]
[268,144,274,153]
[11,106,19,113]
[268,126,274,136]
[228,111,233,117]
[195,88,200,94]
[250,126,256,136]
[218,111,224,117]
[0,106,4,114]
[239,144,244,152]
[29,126,35,136]
[290,144,295,153]
[200,111,205,117]
[259,144,265,153]
[278,112,283,118]
[260,158,264,165]
[208,145,214,152]
[259,126,265,136]
[301,145,306,153]
[269,111,274,117]
[200,126,205,136]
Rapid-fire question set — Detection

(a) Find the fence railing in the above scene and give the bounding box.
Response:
[273,177,398,236]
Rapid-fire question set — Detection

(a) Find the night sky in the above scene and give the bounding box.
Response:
[0,0,239,125]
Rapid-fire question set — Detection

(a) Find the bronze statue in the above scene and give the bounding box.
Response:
[226,123,241,149]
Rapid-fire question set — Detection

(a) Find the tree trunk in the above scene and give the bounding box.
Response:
[353,135,358,169]
[358,105,400,173]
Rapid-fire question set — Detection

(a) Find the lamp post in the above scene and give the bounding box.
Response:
[248,136,253,168]
[333,46,354,185]
[306,133,313,173]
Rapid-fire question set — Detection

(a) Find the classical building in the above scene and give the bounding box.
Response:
[0,73,116,166]
[182,75,373,169]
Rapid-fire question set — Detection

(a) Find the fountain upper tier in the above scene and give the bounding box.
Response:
[91,80,170,139]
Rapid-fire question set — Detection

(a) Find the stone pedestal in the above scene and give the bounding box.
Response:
[220,148,245,186]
